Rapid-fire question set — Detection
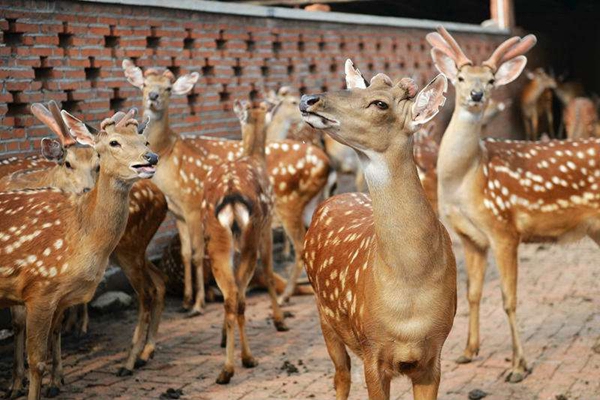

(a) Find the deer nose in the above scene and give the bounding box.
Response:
[470,90,484,102]
[300,95,321,112]
[82,187,91,193]
[148,92,159,101]
[143,152,159,165]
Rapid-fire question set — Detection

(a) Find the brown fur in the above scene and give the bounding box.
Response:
[564,97,600,139]
[521,68,557,140]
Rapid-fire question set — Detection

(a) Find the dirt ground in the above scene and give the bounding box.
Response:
[0,233,598,400]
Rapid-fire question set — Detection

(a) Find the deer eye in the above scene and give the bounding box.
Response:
[458,76,465,82]
[488,79,495,85]
[109,140,121,148]
[65,161,73,169]
[370,100,388,110]
[96,165,100,172]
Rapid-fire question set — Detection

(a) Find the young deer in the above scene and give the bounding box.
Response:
[123,60,330,307]
[564,97,600,139]
[0,109,157,400]
[428,27,600,382]
[203,100,288,384]
[301,61,456,400]
[521,68,557,140]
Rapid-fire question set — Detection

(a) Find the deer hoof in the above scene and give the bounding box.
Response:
[455,355,473,364]
[274,321,290,332]
[116,367,133,377]
[242,357,258,369]
[45,386,60,398]
[134,359,147,369]
[216,369,234,385]
[506,370,526,383]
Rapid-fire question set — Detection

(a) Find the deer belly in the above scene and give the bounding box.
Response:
[444,206,489,248]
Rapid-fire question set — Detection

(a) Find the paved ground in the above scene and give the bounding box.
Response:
[0,237,599,400]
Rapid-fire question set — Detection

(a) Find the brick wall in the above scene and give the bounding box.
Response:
[0,0,525,257]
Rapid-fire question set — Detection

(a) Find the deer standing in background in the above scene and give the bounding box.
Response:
[564,97,600,139]
[554,77,585,107]
[203,101,288,384]
[429,26,600,382]
[301,60,456,400]
[0,110,157,400]
[521,68,556,140]
[123,60,330,307]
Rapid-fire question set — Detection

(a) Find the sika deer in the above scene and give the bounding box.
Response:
[428,26,600,382]
[203,100,288,384]
[301,61,456,400]
[564,97,600,139]
[123,60,330,307]
[521,68,556,140]
[0,109,157,400]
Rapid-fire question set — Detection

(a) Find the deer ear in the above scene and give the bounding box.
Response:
[345,59,368,89]
[430,49,458,82]
[61,110,96,147]
[495,56,527,86]
[412,74,448,126]
[233,100,249,123]
[172,72,199,95]
[41,138,65,162]
[122,59,144,89]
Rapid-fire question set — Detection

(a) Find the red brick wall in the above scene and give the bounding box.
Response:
[0,0,524,256]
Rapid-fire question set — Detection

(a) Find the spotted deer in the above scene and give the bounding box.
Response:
[203,100,288,384]
[564,97,600,139]
[428,26,600,382]
[0,109,157,400]
[300,61,456,400]
[123,60,330,306]
[521,68,557,140]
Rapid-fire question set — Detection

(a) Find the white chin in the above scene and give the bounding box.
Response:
[137,171,155,179]
[302,114,339,130]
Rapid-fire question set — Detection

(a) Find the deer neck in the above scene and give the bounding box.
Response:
[77,169,132,257]
[359,137,442,278]
[437,101,485,191]
[144,108,178,157]
[242,119,267,163]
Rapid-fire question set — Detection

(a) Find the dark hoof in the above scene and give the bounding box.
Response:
[184,309,203,319]
[159,388,184,399]
[134,359,147,369]
[242,357,258,369]
[116,367,133,377]
[220,336,226,348]
[455,355,473,364]
[274,321,290,332]
[283,311,295,318]
[45,386,60,398]
[505,370,526,383]
[468,389,488,400]
[216,370,233,385]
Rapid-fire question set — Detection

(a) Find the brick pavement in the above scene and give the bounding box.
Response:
[0,238,599,400]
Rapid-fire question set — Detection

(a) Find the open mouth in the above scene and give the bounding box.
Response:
[301,111,340,130]
[131,163,156,178]
[147,100,163,111]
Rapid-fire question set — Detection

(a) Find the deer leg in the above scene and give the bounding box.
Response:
[187,214,206,317]
[546,108,555,137]
[456,236,488,364]
[236,235,259,368]
[412,357,441,400]
[363,351,390,400]
[320,321,351,400]
[492,239,528,383]
[277,208,306,304]
[79,304,89,335]
[531,111,539,141]
[8,306,27,399]
[211,248,237,384]
[175,219,194,311]
[259,225,288,332]
[140,259,166,363]
[281,233,292,259]
[586,231,600,354]
[25,301,55,400]
[46,309,65,398]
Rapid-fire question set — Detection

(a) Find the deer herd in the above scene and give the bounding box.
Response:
[0,24,598,400]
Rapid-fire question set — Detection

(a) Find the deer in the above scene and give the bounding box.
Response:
[0,103,168,397]
[300,60,456,400]
[427,26,600,382]
[203,100,288,384]
[0,109,157,400]
[521,67,557,140]
[564,97,600,139]
[123,60,330,307]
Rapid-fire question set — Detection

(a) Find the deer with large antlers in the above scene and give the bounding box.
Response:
[521,68,557,140]
[427,26,600,382]
[123,60,330,307]
[300,61,456,400]
[0,109,157,400]
[203,100,288,384]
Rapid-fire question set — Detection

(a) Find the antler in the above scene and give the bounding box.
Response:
[426,26,472,69]
[48,101,77,147]
[483,34,537,72]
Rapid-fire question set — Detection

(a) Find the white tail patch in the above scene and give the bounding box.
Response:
[217,204,235,229]
[217,203,250,231]
[233,203,250,227]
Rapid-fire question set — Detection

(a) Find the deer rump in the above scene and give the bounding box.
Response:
[215,193,254,237]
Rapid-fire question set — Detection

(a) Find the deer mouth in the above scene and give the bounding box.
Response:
[130,163,156,178]
[301,111,340,130]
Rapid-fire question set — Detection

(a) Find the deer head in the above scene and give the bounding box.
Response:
[234,100,269,158]
[31,101,99,194]
[526,67,557,90]
[427,26,536,112]
[122,59,199,115]
[61,109,158,183]
[299,59,447,154]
